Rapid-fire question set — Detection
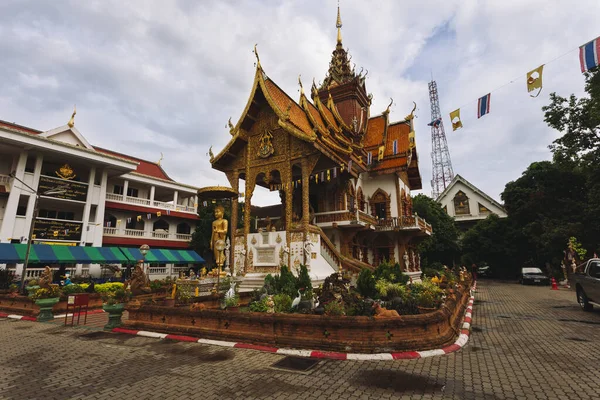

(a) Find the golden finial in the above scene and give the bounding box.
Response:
[157,152,164,166]
[298,74,304,96]
[253,43,260,67]
[405,101,417,121]
[336,1,342,44]
[67,105,76,128]
[227,117,235,135]
[385,98,393,114]
[208,146,214,162]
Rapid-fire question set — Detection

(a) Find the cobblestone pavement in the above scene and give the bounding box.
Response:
[1,281,599,400]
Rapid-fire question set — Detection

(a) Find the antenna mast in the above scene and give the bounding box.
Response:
[429,80,454,199]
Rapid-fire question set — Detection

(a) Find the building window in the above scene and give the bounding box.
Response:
[16,196,28,216]
[367,152,372,165]
[177,222,191,235]
[453,191,470,215]
[57,211,75,220]
[478,203,491,214]
[393,140,398,155]
[94,174,101,186]
[126,187,138,198]
[24,156,35,173]
[113,185,124,195]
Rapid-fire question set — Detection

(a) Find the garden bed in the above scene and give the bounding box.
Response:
[124,285,471,353]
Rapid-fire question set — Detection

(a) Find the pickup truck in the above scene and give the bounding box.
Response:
[572,258,600,311]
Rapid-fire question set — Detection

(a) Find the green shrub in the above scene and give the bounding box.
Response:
[409,278,444,309]
[324,301,345,316]
[357,268,377,298]
[101,287,132,305]
[297,264,313,298]
[94,282,124,293]
[375,279,407,300]
[273,293,292,313]
[249,298,268,312]
[61,284,86,296]
[30,285,62,300]
[374,262,409,285]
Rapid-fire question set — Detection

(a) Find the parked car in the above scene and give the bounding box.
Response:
[478,265,492,278]
[572,258,600,311]
[519,267,550,285]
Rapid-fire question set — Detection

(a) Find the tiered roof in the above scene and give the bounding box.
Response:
[212,6,422,188]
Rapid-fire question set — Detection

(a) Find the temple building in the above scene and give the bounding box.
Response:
[211,7,432,284]
[0,117,202,279]
[436,174,507,232]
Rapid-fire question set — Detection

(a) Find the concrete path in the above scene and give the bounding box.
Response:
[1,280,599,399]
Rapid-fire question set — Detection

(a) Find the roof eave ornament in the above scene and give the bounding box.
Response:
[384,98,393,115]
[253,43,261,69]
[67,105,76,128]
[298,74,304,97]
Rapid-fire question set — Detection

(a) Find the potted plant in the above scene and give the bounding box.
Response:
[101,287,132,330]
[30,285,62,321]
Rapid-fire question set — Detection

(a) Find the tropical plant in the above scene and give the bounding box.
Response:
[373,262,408,285]
[297,264,313,298]
[409,279,444,309]
[375,279,407,300]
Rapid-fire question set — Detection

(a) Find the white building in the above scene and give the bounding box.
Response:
[0,119,202,279]
[436,174,507,231]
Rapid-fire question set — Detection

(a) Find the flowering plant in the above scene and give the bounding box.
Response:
[30,285,62,300]
[100,287,132,305]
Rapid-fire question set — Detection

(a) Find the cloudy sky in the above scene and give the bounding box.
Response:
[1,0,598,206]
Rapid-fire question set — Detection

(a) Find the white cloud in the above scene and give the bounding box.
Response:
[0,0,598,206]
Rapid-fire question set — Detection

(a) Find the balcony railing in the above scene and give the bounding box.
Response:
[375,215,433,233]
[314,210,354,224]
[103,227,192,241]
[105,194,197,214]
[0,174,11,185]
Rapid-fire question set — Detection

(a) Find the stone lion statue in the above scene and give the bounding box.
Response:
[39,266,53,289]
[125,265,151,296]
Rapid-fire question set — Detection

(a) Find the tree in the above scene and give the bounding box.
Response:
[501,161,587,269]
[543,69,600,167]
[412,194,461,267]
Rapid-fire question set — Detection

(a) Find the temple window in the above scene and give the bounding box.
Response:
[177,222,191,235]
[369,189,391,220]
[453,191,470,215]
[478,203,491,214]
[153,219,169,232]
[393,140,398,155]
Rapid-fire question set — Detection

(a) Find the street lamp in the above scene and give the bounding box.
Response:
[9,173,68,294]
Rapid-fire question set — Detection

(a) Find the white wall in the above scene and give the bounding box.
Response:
[439,181,507,218]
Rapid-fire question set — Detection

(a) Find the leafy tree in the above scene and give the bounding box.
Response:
[412,194,461,267]
[356,268,377,298]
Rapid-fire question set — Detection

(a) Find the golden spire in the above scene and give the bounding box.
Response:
[253,43,261,68]
[67,105,76,128]
[157,152,164,166]
[336,1,342,45]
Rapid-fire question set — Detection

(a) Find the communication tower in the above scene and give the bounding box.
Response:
[429,80,454,199]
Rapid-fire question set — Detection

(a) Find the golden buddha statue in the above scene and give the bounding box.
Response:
[210,205,228,271]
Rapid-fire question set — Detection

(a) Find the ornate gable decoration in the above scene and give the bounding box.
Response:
[56,164,76,180]
[257,129,275,158]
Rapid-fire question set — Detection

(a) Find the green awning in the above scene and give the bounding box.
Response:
[0,244,129,264]
[118,247,205,264]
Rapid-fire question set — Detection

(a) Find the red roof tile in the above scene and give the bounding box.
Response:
[364,115,386,147]
[94,147,172,181]
[264,79,314,137]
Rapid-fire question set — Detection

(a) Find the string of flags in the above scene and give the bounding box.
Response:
[447,35,599,132]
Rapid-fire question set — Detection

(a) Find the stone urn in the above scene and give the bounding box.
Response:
[35,297,60,321]
[103,303,125,330]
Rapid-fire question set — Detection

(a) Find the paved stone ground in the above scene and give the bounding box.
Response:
[1,280,599,400]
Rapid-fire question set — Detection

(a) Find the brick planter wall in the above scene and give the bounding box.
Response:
[0,293,104,316]
[124,287,470,353]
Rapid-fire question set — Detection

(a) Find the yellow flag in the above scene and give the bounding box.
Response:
[116,219,121,225]
[326,170,331,181]
[156,212,161,217]
[137,215,142,222]
[53,231,59,237]
[378,145,385,161]
[450,109,462,131]
[526,65,544,96]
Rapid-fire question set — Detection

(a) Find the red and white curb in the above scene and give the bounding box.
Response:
[0,308,105,322]
[112,284,477,361]
[2,283,477,361]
